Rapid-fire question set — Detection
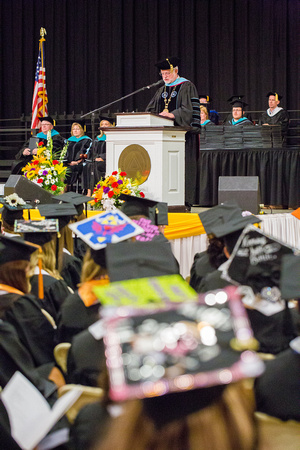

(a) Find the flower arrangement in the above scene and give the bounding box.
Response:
[22,131,68,195]
[90,169,145,210]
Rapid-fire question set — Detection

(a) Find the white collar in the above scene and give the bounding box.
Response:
[267,106,283,117]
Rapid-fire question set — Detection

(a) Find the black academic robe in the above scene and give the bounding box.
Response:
[57,291,100,343]
[67,328,105,386]
[146,80,201,206]
[65,136,93,185]
[30,273,73,320]
[2,293,57,366]
[12,132,66,175]
[60,251,82,292]
[255,348,300,421]
[82,138,106,191]
[258,109,289,135]
[225,117,254,126]
[189,251,216,292]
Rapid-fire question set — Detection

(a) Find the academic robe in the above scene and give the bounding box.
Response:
[57,291,100,343]
[146,79,201,206]
[258,108,289,135]
[65,135,93,185]
[2,293,57,366]
[60,251,82,292]
[225,117,254,126]
[82,136,106,191]
[13,130,66,174]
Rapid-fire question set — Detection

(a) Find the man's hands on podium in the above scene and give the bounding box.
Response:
[159,111,175,119]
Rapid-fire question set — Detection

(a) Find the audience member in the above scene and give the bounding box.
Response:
[146,56,201,208]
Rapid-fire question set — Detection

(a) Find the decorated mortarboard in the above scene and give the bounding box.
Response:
[58,192,92,216]
[120,194,156,216]
[155,56,180,71]
[205,203,261,239]
[18,219,59,246]
[94,274,197,308]
[280,254,300,300]
[266,92,282,101]
[39,115,55,125]
[68,209,144,251]
[102,285,264,403]
[0,194,31,226]
[38,202,78,230]
[0,234,39,264]
[105,240,179,282]
[225,224,297,301]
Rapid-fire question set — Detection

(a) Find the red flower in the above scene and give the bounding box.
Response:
[120,171,127,177]
[52,160,58,165]
[33,160,39,165]
[51,185,57,191]
[111,182,119,188]
[108,190,114,198]
[38,142,44,147]
[140,192,145,198]
[112,171,118,175]
[37,178,43,183]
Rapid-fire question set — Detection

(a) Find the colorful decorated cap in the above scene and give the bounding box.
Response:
[103,286,264,407]
[155,56,180,71]
[226,225,296,296]
[0,234,39,264]
[0,194,31,226]
[266,92,282,101]
[18,219,59,246]
[105,240,179,282]
[68,209,144,251]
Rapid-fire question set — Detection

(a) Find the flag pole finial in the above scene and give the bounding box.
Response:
[40,27,47,39]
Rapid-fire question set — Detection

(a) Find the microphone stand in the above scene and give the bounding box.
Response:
[81,80,163,198]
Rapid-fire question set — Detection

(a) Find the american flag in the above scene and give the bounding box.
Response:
[31,41,48,130]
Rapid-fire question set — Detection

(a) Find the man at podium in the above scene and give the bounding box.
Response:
[146,57,201,209]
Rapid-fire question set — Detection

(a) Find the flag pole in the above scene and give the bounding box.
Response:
[39,27,47,116]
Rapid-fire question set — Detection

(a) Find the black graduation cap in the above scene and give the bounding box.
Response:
[99,113,116,126]
[0,195,31,226]
[119,193,163,221]
[148,202,168,226]
[199,95,212,103]
[280,254,300,300]
[71,120,86,132]
[39,116,55,125]
[0,234,38,264]
[38,202,78,230]
[90,247,107,268]
[266,92,282,101]
[155,56,180,71]
[58,192,91,217]
[227,95,244,103]
[105,240,179,282]
[200,202,261,239]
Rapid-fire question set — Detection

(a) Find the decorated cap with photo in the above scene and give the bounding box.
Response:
[68,209,144,250]
[103,285,263,403]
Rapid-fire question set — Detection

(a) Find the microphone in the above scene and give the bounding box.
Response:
[146,79,164,89]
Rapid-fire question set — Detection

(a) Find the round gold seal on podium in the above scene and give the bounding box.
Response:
[118,144,151,186]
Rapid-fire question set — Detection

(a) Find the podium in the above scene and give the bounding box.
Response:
[104,113,187,206]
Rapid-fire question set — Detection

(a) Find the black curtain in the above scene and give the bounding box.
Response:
[0,0,299,121]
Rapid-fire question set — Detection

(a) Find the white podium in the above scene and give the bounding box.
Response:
[105,113,186,206]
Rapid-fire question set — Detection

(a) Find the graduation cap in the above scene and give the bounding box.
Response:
[0,234,39,265]
[39,116,55,126]
[38,202,78,230]
[266,92,282,101]
[228,96,248,109]
[199,95,212,103]
[68,209,144,251]
[71,120,86,132]
[155,56,180,71]
[120,194,168,225]
[280,254,300,300]
[0,194,31,226]
[99,113,116,126]
[103,285,264,406]
[105,240,179,282]
[58,192,92,217]
[226,225,296,296]
[227,95,244,103]
[202,202,261,239]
